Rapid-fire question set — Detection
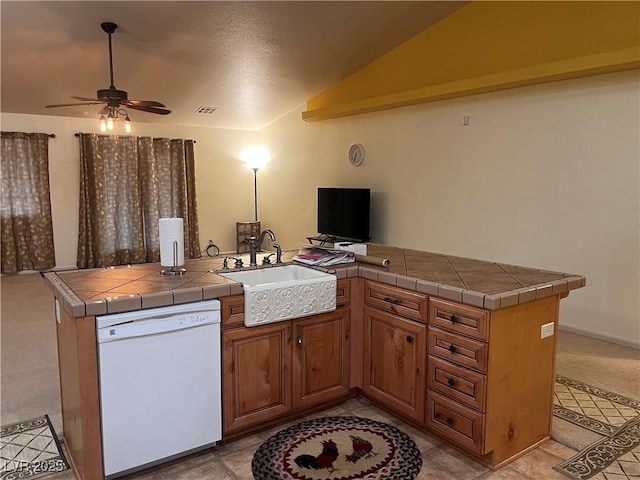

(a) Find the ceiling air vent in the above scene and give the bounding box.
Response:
[195,106,218,114]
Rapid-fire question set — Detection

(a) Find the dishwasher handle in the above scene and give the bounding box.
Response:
[97,310,220,343]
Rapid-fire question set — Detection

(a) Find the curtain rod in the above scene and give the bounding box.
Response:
[74,133,196,143]
[0,132,55,138]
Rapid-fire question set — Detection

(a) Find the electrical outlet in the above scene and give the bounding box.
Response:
[541,322,554,339]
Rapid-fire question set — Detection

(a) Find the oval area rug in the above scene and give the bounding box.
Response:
[251,416,422,480]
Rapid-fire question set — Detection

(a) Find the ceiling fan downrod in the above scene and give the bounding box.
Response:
[101,22,118,90]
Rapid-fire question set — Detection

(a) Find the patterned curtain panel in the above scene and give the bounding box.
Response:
[77,134,146,268]
[0,132,56,273]
[77,134,200,268]
[138,137,200,262]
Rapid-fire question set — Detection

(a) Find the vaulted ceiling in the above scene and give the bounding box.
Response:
[0,1,467,131]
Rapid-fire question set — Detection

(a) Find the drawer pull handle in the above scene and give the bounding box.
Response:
[448,344,457,354]
[435,413,455,426]
[406,335,414,344]
[447,377,456,387]
[450,314,457,324]
[384,297,400,304]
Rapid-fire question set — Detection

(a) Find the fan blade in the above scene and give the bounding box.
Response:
[46,102,105,108]
[126,99,167,108]
[71,96,103,102]
[127,104,171,115]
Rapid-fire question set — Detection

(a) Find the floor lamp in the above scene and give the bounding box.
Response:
[241,147,271,221]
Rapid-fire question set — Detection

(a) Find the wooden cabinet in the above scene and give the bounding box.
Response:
[425,296,560,468]
[293,310,350,409]
[221,278,560,469]
[426,298,490,453]
[362,281,427,422]
[222,321,292,433]
[221,279,352,436]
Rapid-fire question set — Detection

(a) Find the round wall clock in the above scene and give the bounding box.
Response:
[348,143,365,167]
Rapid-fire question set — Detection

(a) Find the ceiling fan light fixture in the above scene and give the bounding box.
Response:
[99,106,133,133]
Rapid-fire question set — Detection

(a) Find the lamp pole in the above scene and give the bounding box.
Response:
[253,167,259,221]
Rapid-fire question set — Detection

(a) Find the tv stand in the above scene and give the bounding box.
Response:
[306,234,368,246]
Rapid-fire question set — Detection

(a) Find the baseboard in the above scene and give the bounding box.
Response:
[559,324,640,350]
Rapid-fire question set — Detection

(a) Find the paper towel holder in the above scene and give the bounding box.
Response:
[160,240,187,276]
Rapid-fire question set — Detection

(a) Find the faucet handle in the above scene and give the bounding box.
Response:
[262,253,276,265]
[273,243,283,264]
[223,256,242,270]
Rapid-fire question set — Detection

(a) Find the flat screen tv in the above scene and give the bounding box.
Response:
[317,187,370,242]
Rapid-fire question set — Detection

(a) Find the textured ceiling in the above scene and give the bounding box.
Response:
[0,1,466,130]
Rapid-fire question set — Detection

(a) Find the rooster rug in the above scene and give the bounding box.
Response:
[251,416,422,480]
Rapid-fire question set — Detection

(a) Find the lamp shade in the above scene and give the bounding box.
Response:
[241,146,271,170]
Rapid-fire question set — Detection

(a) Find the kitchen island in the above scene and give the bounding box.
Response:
[44,244,585,479]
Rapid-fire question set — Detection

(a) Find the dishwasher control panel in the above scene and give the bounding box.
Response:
[96,300,221,343]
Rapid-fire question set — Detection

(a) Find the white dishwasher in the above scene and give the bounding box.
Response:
[96,299,222,478]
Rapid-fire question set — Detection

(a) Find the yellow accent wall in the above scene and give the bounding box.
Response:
[303,1,640,121]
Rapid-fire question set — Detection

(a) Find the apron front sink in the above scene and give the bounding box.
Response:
[220,265,337,327]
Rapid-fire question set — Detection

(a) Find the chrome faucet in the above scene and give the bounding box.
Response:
[258,229,276,250]
[245,229,277,267]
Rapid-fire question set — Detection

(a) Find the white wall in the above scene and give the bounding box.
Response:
[0,113,259,268]
[259,71,640,346]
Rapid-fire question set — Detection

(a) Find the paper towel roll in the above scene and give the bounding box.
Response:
[159,218,185,267]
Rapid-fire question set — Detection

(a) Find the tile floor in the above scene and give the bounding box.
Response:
[44,396,577,480]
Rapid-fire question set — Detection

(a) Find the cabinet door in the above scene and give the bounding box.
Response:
[293,309,350,409]
[362,306,426,422]
[223,322,292,434]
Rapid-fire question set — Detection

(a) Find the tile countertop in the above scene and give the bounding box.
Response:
[43,244,585,318]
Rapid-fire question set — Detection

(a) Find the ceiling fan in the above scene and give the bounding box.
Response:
[45,22,171,118]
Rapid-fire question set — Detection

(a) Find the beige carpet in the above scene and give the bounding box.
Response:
[1,274,61,436]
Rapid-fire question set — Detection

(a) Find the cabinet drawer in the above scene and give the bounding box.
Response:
[336,278,351,306]
[426,391,485,453]
[429,298,489,341]
[427,355,486,412]
[428,327,488,373]
[221,295,244,328]
[364,281,427,323]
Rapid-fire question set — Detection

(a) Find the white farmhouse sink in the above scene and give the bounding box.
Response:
[220,265,336,327]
